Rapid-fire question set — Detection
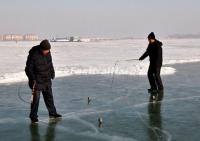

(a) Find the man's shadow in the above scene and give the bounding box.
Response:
[148,91,164,141]
[29,119,61,141]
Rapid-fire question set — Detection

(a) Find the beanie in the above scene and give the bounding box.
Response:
[40,40,51,50]
[148,32,156,39]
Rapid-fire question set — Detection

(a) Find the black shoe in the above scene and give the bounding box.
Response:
[30,117,39,123]
[49,113,62,119]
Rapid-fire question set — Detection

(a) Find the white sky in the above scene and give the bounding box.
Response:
[0,0,200,38]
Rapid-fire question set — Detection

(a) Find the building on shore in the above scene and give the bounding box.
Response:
[23,34,39,41]
[4,34,24,41]
[51,36,81,42]
[0,34,39,41]
[0,35,3,41]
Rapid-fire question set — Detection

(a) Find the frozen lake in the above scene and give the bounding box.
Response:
[0,39,200,141]
[1,63,200,141]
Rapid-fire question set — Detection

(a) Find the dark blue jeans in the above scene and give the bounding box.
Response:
[29,87,57,119]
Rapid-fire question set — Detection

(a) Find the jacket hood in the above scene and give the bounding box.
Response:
[29,45,40,54]
[155,40,163,47]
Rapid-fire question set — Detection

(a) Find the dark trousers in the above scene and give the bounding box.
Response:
[148,66,164,90]
[30,87,57,119]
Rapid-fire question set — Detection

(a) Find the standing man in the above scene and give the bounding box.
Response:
[25,40,62,123]
[139,32,164,93]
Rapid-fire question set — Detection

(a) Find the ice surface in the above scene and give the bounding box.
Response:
[1,62,200,141]
[1,39,200,141]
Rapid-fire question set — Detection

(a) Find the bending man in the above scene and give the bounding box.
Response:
[25,40,62,123]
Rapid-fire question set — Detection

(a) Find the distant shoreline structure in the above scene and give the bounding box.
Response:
[50,37,141,43]
[50,36,82,42]
[0,34,39,41]
[1,33,200,42]
[168,34,200,39]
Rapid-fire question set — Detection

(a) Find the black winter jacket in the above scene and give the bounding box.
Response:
[25,45,55,90]
[139,40,163,68]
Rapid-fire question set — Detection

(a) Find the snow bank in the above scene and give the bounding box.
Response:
[0,64,175,84]
[0,39,200,84]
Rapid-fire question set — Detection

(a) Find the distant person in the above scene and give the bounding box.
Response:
[139,32,164,93]
[25,40,62,123]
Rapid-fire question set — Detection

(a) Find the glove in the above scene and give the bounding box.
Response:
[51,72,55,80]
[51,74,55,80]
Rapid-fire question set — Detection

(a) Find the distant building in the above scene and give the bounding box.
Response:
[0,35,3,41]
[24,34,39,41]
[4,34,23,41]
[51,36,81,42]
[0,34,39,41]
[69,36,74,42]
[3,34,12,41]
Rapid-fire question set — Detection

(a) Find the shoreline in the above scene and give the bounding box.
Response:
[0,61,199,86]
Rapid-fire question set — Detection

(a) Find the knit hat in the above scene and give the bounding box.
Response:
[148,32,156,39]
[40,40,51,50]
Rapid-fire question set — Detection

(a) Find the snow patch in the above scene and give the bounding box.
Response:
[0,65,175,84]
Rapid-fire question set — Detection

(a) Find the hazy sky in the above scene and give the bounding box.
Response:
[0,0,200,38]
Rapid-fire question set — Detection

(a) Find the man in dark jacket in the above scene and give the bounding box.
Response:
[139,32,164,93]
[25,40,62,123]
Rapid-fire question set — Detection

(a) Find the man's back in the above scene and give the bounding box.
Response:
[147,40,163,68]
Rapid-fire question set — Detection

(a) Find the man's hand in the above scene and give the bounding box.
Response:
[51,74,55,80]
